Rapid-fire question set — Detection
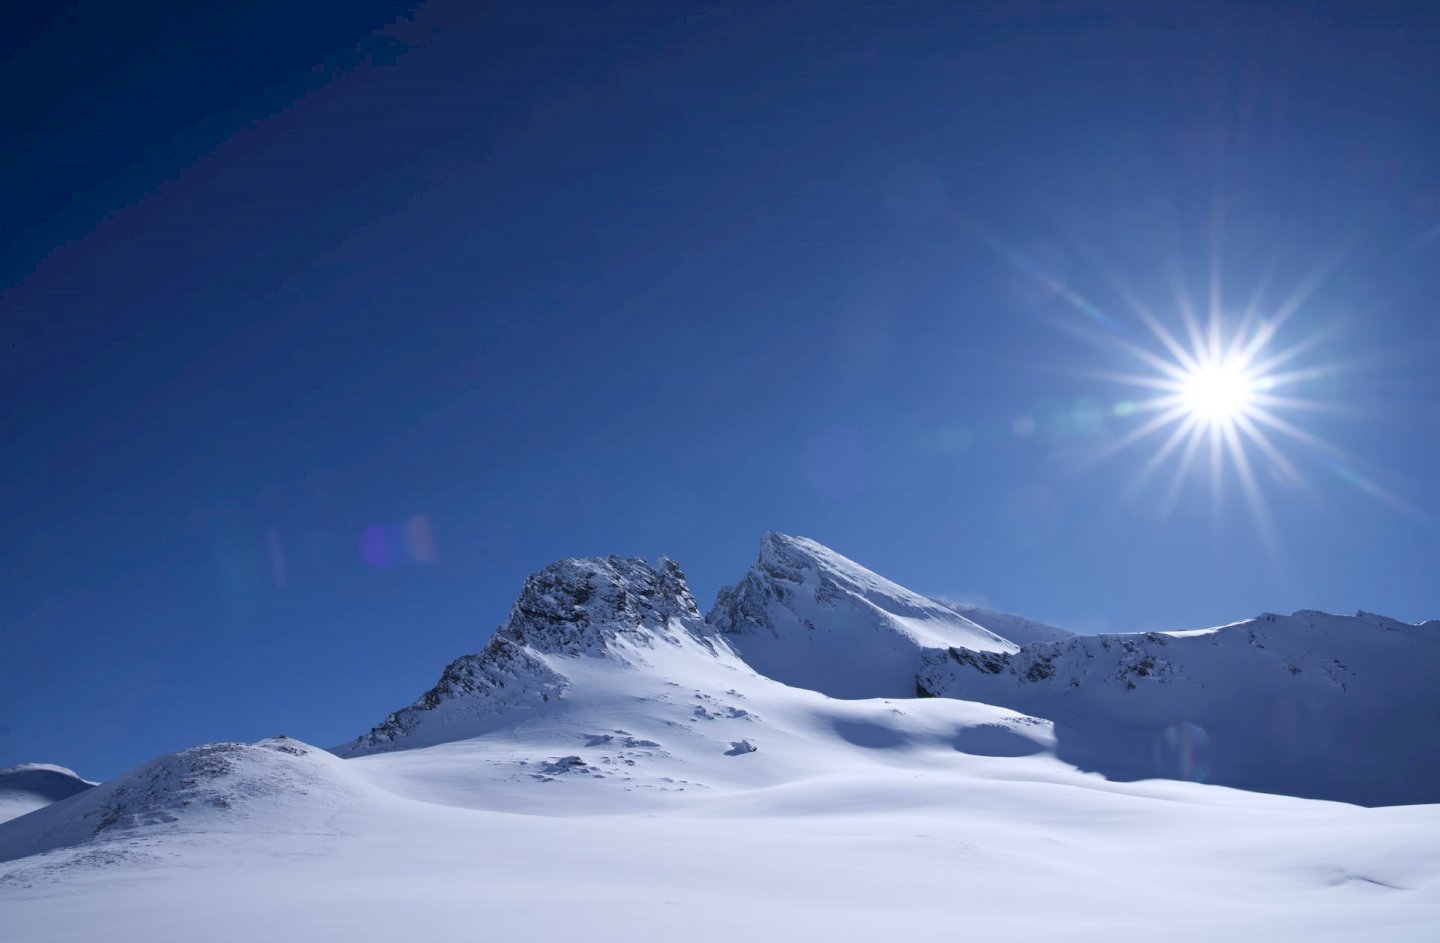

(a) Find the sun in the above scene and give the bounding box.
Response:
[1050,291,1349,541]
[972,225,1412,539]
[1179,360,1256,423]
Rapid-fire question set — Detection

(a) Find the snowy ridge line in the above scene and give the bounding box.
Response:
[917,608,1440,805]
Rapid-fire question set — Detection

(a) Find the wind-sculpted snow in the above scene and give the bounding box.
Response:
[0,765,95,825]
[338,555,724,756]
[917,609,1440,805]
[707,532,1066,698]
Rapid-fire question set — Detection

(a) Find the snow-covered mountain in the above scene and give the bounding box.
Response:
[708,532,1068,698]
[331,546,1051,812]
[3,533,1438,942]
[0,739,365,864]
[917,608,1440,805]
[335,554,738,758]
[0,764,95,826]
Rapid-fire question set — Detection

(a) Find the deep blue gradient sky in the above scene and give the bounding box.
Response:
[5,2,1439,780]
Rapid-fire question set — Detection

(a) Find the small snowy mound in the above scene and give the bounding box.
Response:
[917,610,1440,805]
[707,533,1068,698]
[0,738,364,863]
[0,765,95,826]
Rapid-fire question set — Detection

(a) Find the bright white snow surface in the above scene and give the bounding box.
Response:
[0,764,95,826]
[2,536,1438,941]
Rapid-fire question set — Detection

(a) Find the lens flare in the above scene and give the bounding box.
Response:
[1153,722,1214,783]
[360,513,437,569]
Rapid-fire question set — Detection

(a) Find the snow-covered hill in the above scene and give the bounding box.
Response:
[0,738,368,864]
[0,764,95,826]
[917,609,1440,805]
[708,532,1068,698]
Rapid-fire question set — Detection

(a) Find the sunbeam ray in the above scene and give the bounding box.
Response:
[1075,404,1192,470]
[1122,413,1200,502]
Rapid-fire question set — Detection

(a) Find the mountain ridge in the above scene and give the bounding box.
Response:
[918,607,1440,804]
[324,531,1438,805]
[8,532,1437,824]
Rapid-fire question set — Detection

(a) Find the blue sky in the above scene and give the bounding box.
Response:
[4,1,1438,780]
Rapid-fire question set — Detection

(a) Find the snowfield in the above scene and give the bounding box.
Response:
[2,534,1437,941]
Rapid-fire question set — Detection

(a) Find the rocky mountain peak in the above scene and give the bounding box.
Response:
[337,554,713,756]
[707,533,1023,698]
[711,532,1002,638]
[501,554,705,655]
[755,530,818,573]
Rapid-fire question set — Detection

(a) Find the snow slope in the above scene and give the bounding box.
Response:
[917,609,1440,805]
[708,532,1070,698]
[0,765,95,826]
[4,732,1439,942]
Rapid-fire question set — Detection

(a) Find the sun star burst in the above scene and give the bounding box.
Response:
[975,223,1415,543]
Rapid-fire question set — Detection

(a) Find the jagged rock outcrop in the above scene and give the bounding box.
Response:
[916,631,1187,698]
[338,555,720,756]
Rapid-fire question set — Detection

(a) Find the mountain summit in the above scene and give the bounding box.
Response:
[338,554,726,756]
[707,532,1068,698]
